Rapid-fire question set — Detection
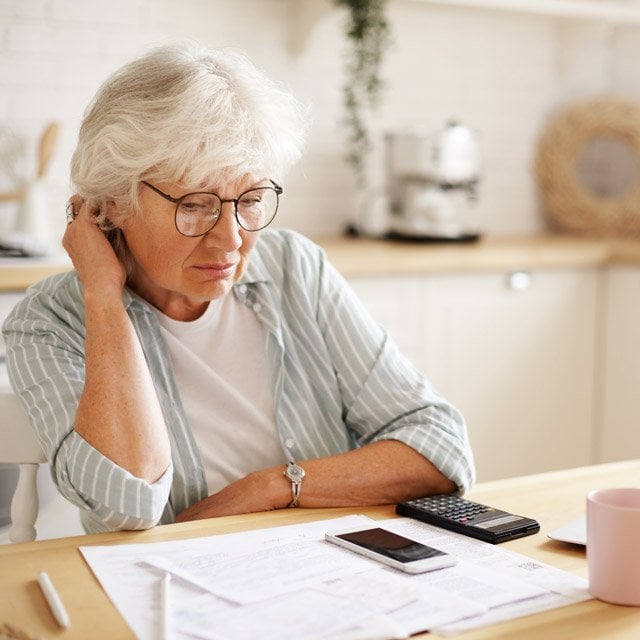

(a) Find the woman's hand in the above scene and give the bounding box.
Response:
[175,468,290,522]
[62,197,126,298]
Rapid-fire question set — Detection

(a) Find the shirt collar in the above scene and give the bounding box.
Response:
[236,233,272,287]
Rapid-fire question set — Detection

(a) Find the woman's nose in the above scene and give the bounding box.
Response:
[202,201,242,250]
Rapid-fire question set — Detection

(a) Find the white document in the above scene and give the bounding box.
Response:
[81,515,378,639]
[432,590,591,636]
[141,526,376,604]
[175,587,382,640]
[376,517,591,635]
[378,517,590,595]
[80,514,590,640]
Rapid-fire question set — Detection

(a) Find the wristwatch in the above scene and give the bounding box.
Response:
[283,462,305,508]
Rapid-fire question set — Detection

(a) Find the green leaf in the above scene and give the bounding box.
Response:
[333,0,390,186]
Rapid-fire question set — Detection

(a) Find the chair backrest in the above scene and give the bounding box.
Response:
[0,391,46,542]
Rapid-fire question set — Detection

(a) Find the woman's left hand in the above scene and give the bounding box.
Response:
[63,196,127,297]
[175,468,290,521]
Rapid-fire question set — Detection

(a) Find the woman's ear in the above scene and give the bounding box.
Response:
[68,195,84,218]
[104,199,122,227]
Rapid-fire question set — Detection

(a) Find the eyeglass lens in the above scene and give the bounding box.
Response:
[176,187,279,236]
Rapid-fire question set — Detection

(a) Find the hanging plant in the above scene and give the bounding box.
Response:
[333,0,390,187]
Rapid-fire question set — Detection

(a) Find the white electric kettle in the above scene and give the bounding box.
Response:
[434,121,480,185]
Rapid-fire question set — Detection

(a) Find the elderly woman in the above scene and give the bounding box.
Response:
[3,44,475,534]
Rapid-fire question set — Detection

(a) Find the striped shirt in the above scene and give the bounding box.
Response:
[3,229,475,533]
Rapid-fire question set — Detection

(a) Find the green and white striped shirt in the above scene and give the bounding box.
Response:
[3,229,475,534]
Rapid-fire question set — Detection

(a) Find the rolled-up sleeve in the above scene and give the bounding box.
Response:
[313,244,476,493]
[61,432,173,530]
[345,335,476,493]
[2,275,173,532]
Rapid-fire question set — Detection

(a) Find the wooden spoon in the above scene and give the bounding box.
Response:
[36,121,59,180]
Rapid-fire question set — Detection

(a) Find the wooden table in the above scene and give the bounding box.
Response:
[1,460,639,639]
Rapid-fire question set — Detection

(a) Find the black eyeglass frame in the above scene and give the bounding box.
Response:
[141,179,283,236]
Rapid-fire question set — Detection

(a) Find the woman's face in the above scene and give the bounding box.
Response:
[118,174,264,321]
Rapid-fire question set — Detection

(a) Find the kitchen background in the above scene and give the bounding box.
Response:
[2,0,640,542]
[2,0,640,243]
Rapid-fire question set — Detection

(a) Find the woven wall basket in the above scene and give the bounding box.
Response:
[535,97,640,237]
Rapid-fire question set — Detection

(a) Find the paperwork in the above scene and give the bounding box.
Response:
[80,514,590,640]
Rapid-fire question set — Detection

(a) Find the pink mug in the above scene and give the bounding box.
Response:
[587,488,640,606]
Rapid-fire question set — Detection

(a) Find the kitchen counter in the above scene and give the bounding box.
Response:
[318,234,640,277]
[1,235,640,291]
[316,234,621,277]
[0,254,71,291]
[604,238,640,266]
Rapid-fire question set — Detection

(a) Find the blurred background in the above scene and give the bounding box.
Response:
[1,0,640,243]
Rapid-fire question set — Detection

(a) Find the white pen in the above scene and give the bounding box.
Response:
[161,572,171,640]
[37,571,70,628]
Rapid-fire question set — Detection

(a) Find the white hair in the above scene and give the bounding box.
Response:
[70,43,308,229]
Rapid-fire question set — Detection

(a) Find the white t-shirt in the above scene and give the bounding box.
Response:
[154,294,283,495]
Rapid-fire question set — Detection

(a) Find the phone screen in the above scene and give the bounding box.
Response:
[334,527,447,564]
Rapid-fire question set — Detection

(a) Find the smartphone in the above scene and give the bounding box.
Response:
[325,526,457,574]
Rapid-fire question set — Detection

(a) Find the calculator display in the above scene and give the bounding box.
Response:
[474,515,522,529]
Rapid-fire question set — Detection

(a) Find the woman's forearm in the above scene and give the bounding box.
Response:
[295,440,455,508]
[74,290,171,482]
[175,440,454,522]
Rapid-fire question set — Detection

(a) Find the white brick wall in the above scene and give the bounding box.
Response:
[0,0,635,245]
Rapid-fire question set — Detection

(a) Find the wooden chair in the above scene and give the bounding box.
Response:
[0,392,46,542]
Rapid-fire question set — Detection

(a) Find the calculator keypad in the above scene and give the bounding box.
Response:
[407,495,492,523]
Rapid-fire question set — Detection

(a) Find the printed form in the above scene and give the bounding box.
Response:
[80,514,590,640]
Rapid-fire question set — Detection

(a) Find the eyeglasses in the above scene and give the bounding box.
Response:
[141,179,282,236]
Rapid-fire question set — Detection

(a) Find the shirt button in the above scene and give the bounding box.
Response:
[238,284,247,294]
[252,303,262,313]
[284,438,295,449]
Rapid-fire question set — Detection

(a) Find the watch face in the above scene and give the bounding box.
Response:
[286,463,305,482]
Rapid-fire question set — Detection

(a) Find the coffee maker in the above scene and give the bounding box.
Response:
[383,122,480,242]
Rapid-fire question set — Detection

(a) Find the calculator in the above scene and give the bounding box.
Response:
[396,494,540,544]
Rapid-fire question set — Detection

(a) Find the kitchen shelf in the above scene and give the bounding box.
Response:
[415,0,640,23]
[289,0,640,56]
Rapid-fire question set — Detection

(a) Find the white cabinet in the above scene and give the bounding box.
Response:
[422,269,599,481]
[348,276,424,368]
[349,268,600,482]
[599,267,640,463]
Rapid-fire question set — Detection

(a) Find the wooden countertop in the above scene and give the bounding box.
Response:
[0,255,71,292]
[1,235,640,291]
[1,460,639,639]
[317,234,640,278]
